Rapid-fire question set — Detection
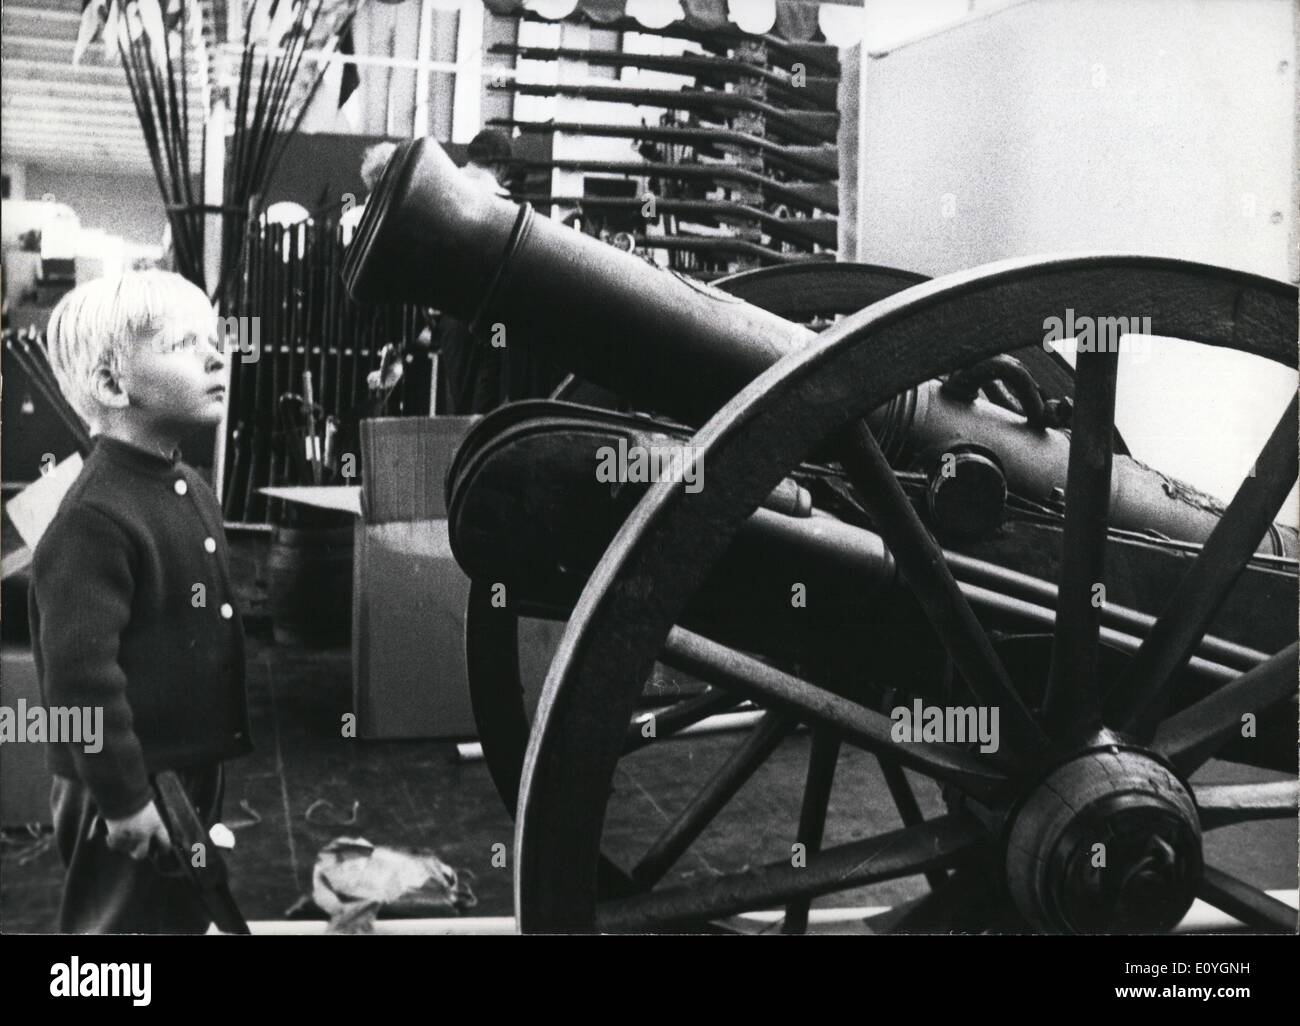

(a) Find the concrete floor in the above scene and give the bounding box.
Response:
[2,628,1295,932]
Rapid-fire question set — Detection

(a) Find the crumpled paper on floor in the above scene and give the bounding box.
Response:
[308,837,477,933]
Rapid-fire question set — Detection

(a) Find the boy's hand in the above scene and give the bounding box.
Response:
[105,800,172,861]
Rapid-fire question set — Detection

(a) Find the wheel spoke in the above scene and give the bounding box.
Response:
[597,814,985,932]
[1107,393,1299,735]
[946,549,1271,672]
[1152,643,1298,776]
[631,711,794,888]
[782,727,841,934]
[1043,345,1120,740]
[1194,780,1299,830]
[879,761,948,890]
[662,627,1010,800]
[960,581,1240,685]
[623,687,742,754]
[837,420,1050,764]
[1196,865,1298,933]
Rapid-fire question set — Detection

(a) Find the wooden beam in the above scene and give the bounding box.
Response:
[1,57,205,87]
[4,77,155,97]
[1,141,150,159]
[413,0,434,137]
[2,117,150,134]
[3,96,167,115]
[1,6,82,24]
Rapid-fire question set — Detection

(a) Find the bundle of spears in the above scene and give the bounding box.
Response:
[220,0,361,299]
[92,0,360,297]
[109,0,207,289]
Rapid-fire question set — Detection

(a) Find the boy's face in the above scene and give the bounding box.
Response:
[115,315,227,430]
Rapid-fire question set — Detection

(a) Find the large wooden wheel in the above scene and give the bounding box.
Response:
[512,254,1299,934]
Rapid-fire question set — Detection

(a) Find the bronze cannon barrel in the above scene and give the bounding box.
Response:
[344,137,811,425]
[342,138,1297,557]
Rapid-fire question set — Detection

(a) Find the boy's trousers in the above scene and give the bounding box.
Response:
[51,764,224,934]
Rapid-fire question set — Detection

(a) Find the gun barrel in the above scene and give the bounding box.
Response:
[345,137,813,424]
[492,119,839,179]
[490,44,839,108]
[492,82,839,145]
[523,160,839,214]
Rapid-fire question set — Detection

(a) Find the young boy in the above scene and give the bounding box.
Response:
[28,270,251,933]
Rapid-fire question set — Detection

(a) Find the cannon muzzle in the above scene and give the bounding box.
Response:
[343,137,811,425]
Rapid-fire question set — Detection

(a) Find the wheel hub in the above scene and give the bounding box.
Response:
[1005,747,1202,933]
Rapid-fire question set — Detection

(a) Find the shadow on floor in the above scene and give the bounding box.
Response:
[3,629,1295,933]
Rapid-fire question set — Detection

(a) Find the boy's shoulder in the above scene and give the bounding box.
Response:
[33,443,216,567]
[32,450,134,568]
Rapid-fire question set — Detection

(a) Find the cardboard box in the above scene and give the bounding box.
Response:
[350,417,561,739]
[351,518,468,737]
[349,417,475,738]
[265,417,567,740]
[0,647,52,826]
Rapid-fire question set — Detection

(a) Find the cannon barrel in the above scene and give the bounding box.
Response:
[343,138,1297,557]
[345,137,812,424]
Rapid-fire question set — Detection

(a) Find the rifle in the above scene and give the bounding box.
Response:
[491,81,838,145]
[491,44,838,108]
[514,194,837,250]
[492,119,837,179]
[523,159,838,213]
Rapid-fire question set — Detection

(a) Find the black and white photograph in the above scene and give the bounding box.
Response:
[0,0,1296,992]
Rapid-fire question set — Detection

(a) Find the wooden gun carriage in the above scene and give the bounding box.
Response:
[344,139,1298,935]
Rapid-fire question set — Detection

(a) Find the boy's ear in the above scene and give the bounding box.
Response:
[89,364,130,410]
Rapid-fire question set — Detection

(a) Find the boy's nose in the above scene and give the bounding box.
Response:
[205,347,225,373]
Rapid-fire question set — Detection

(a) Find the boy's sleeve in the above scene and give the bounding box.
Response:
[32,503,153,820]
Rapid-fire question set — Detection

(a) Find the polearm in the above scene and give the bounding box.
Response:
[513,194,837,250]
[490,82,838,146]
[153,770,250,935]
[512,8,840,76]
[490,44,838,109]
[242,218,268,521]
[523,159,838,214]
[626,235,831,266]
[491,120,837,180]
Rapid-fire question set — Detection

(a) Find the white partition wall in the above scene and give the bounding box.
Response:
[848,0,1297,516]
[852,0,1296,281]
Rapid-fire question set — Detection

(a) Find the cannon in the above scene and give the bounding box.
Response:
[345,138,1298,934]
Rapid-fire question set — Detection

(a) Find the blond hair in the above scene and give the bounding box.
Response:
[44,270,215,426]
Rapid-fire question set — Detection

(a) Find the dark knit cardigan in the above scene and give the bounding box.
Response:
[28,436,252,819]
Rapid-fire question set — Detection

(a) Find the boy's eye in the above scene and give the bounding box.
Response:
[167,334,200,352]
